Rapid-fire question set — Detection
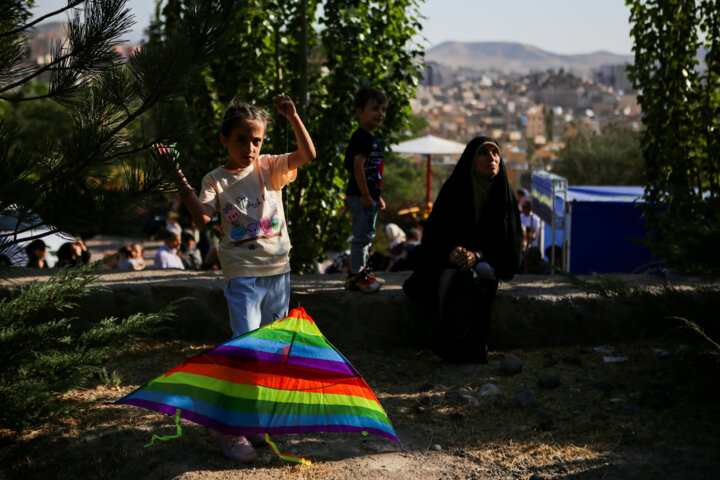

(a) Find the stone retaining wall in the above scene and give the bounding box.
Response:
[1,269,717,350]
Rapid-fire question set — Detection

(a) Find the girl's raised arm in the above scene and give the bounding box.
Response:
[272,94,316,170]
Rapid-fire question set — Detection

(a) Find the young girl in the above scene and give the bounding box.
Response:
[151,94,315,462]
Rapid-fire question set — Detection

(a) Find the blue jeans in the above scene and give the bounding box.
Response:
[224,272,290,337]
[346,195,379,275]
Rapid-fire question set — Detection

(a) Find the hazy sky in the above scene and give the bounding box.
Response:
[32,0,634,55]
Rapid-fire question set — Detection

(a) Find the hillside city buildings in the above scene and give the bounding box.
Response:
[414,61,640,180]
[26,23,637,186]
[26,22,139,68]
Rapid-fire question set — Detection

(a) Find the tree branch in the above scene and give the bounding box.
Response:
[1,0,85,38]
[0,52,75,94]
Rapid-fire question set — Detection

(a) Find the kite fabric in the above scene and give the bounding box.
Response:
[114,306,402,458]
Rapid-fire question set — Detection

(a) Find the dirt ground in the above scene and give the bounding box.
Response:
[2,331,719,480]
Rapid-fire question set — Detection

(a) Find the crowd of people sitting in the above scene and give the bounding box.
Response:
[324,221,423,274]
[100,197,222,272]
[20,194,222,272]
[24,238,90,269]
[22,190,560,275]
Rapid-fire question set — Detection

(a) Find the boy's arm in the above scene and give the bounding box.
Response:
[272,95,316,170]
[353,154,376,209]
[150,144,215,226]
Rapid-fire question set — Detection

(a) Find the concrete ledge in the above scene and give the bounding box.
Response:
[1,268,718,349]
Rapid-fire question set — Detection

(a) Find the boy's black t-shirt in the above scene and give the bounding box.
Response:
[344,127,384,200]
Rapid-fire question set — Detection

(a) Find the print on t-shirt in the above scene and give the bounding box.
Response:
[222,193,281,246]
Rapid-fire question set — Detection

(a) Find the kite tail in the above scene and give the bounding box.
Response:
[264,433,312,465]
[144,408,183,447]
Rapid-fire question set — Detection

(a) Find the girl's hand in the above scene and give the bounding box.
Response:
[150,143,182,175]
[272,94,297,119]
[150,143,192,193]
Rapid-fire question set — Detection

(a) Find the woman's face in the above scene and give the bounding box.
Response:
[475,143,501,177]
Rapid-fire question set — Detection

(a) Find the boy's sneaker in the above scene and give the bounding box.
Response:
[364,267,386,287]
[345,268,382,293]
[208,428,256,463]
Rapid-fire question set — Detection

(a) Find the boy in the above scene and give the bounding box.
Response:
[344,87,388,293]
[153,230,184,269]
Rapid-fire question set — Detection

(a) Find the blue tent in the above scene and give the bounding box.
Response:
[534,185,659,274]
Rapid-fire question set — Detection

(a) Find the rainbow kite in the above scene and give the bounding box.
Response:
[114,306,402,463]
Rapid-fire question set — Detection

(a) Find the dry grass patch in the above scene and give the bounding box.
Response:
[2,333,719,479]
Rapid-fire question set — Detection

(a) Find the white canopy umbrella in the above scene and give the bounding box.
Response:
[391,135,466,206]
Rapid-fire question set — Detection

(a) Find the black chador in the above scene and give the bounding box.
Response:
[403,136,523,363]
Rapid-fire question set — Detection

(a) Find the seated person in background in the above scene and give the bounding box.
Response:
[153,230,185,270]
[324,236,352,274]
[524,225,537,251]
[522,246,550,274]
[25,239,48,268]
[390,228,422,272]
[545,245,563,270]
[56,239,90,268]
[324,251,349,274]
[367,247,391,273]
[180,231,202,270]
[385,223,407,258]
[520,199,540,247]
[516,188,530,210]
[118,243,146,270]
[201,244,221,270]
[102,246,127,269]
[165,211,183,237]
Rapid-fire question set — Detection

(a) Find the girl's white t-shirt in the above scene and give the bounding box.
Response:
[198,154,297,281]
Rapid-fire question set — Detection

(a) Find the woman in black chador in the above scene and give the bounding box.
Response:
[403,136,523,363]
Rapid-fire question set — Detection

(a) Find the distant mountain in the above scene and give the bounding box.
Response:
[425,41,633,73]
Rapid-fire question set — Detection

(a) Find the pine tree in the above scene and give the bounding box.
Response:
[0,264,186,432]
[0,0,232,261]
[0,0,229,433]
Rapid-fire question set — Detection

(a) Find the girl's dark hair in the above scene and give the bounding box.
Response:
[221,97,268,137]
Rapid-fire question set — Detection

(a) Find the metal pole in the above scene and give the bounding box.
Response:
[550,191,556,274]
[562,183,568,271]
[426,153,432,207]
